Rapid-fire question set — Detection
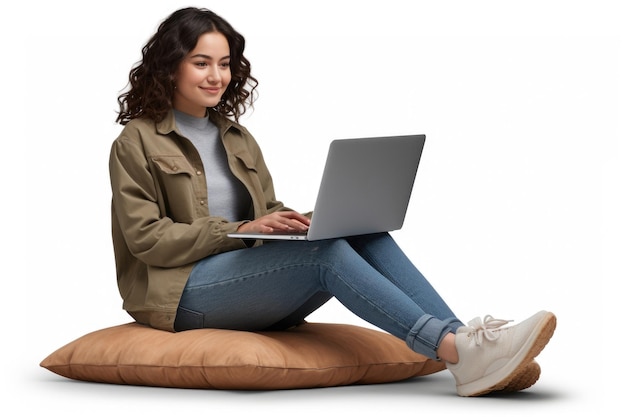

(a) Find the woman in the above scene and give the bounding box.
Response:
[110,7,556,397]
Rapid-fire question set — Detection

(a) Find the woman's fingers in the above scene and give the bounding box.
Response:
[276,211,310,229]
[237,211,310,233]
[265,212,309,232]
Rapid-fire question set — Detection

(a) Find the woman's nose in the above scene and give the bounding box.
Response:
[207,65,221,83]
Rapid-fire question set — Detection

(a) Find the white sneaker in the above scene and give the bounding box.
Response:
[446,310,556,397]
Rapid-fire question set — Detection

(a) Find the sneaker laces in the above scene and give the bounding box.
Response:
[466,315,513,346]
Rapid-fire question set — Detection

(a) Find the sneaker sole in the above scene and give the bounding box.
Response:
[498,360,541,393]
[459,311,556,397]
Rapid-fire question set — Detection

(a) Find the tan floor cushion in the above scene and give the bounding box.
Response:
[40,321,445,390]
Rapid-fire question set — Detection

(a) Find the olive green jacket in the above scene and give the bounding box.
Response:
[109,109,286,331]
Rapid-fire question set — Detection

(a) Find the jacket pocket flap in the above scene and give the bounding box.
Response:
[234,152,258,172]
[151,156,195,175]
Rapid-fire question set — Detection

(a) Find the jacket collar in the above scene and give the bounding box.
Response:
[156,108,243,137]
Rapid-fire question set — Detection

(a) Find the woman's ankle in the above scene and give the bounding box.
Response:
[437,333,458,363]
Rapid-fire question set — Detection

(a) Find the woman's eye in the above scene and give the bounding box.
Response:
[220,62,231,68]
[194,62,208,68]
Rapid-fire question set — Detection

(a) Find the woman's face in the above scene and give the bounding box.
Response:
[172,31,232,117]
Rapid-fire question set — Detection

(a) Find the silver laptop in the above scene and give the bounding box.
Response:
[228,134,426,241]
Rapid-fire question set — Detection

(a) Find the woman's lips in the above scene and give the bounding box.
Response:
[201,86,221,94]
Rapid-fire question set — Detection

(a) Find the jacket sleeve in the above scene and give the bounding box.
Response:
[109,134,248,269]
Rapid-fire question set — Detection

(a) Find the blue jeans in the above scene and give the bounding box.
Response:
[174,233,463,359]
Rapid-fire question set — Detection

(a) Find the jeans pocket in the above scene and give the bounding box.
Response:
[173,306,204,331]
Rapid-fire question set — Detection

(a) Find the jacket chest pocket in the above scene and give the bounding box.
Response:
[151,156,204,223]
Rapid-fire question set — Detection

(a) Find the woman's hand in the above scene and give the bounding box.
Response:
[237,211,310,234]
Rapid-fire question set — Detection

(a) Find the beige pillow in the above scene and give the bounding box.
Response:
[40,322,445,389]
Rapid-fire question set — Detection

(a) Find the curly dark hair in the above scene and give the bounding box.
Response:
[116,7,257,125]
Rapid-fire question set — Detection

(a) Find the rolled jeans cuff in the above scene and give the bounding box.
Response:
[405,314,463,359]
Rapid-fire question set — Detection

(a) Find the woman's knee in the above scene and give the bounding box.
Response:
[308,238,355,263]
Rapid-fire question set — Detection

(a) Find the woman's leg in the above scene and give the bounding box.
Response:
[347,233,463,325]
[346,233,466,355]
[174,235,456,358]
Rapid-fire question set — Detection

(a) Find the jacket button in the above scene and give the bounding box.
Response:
[196,170,202,175]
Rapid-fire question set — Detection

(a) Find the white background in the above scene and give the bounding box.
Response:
[1,0,623,415]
